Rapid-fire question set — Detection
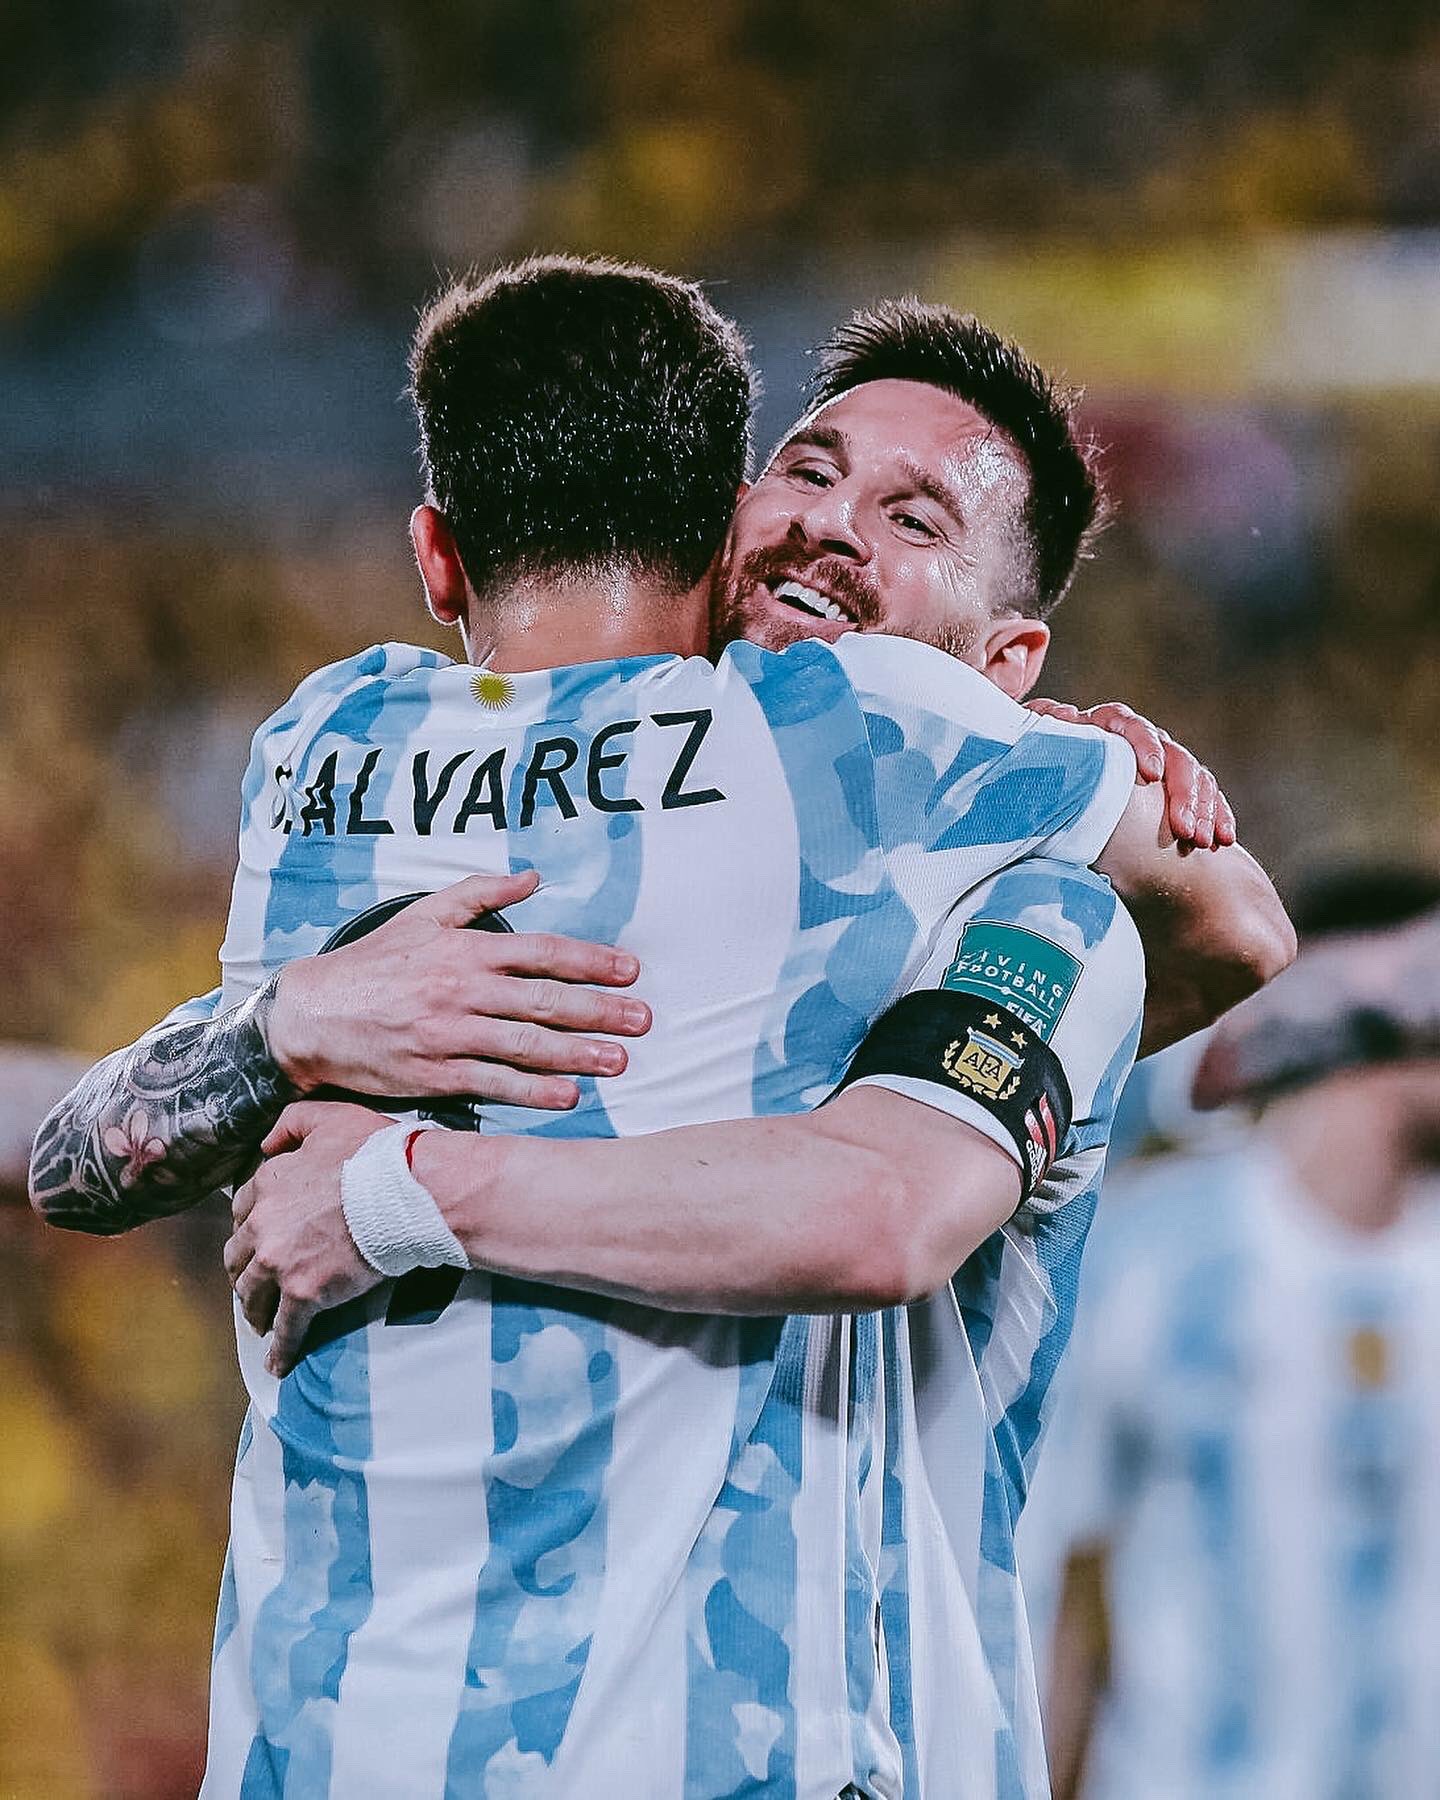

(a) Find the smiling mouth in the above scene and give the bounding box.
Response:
[768,577,856,626]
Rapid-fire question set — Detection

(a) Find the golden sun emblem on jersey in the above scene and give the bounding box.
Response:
[1347,1325,1391,1390]
[942,1012,1025,1101]
[471,670,516,711]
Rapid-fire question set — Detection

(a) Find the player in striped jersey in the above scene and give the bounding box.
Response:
[1030,873,1440,1800]
[232,847,1148,1798]
[32,259,1291,1797]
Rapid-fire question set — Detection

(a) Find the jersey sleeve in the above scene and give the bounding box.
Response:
[156,988,224,1029]
[833,634,1137,922]
[846,857,1146,1217]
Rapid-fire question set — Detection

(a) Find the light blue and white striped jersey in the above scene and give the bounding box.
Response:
[197,633,1138,1800]
[1023,1148,1440,1800]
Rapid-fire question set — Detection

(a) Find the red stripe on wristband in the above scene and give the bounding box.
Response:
[402,1128,424,1172]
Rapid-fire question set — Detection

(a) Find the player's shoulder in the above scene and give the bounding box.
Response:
[713,635,871,731]
[250,641,454,750]
[714,632,1049,757]
[969,856,1133,954]
[959,858,1144,1049]
[829,631,1038,742]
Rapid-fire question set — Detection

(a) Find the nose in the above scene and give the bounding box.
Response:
[791,485,871,562]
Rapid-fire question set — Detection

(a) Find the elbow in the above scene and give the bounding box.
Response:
[26,1121,62,1226]
[827,1158,977,1309]
[27,1118,106,1235]
[1258,905,1299,986]
[1236,856,1300,991]
[1222,896,1298,1004]
[1186,873,1298,1020]
[820,1154,925,1309]
[28,1175,82,1235]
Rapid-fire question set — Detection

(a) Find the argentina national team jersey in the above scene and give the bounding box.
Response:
[1022,1151,1440,1800]
[196,633,1137,1800]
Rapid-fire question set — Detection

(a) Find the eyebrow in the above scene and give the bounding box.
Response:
[897,455,967,534]
[779,422,849,462]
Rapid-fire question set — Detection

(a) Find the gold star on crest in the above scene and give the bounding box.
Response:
[471,670,516,711]
[984,1013,1002,1029]
[1011,1030,1027,1047]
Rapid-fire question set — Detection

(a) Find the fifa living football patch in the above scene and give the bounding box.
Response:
[940,921,1081,1043]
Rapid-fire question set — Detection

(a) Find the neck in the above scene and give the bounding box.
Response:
[1263,1074,1415,1234]
[460,569,710,673]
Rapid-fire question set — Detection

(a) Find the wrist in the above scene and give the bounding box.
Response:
[340,1125,469,1276]
[408,1128,515,1265]
[262,962,324,1093]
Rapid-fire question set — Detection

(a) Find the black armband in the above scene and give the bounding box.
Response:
[837,990,1073,1200]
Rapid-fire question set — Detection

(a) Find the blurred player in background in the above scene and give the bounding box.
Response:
[1034,867,1440,1800]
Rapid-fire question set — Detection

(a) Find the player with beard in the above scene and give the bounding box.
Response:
[33,267,1290,1797]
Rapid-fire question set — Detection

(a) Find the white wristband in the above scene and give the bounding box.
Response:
[340,1124,469,1279]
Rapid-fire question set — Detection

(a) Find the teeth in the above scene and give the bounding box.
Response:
[774,579,850,623]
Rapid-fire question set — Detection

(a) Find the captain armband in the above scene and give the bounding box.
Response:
[837,990,1074,1200]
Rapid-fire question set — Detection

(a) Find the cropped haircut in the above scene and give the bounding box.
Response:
[1289,863,1440,942]
[410,255,755,600]
[809,299,1104,618]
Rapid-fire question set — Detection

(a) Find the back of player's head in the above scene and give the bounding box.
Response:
[410,254,755,601]
[1191,861,1440,1112]
[808,298,1103,619]
[1288,862,1440,943]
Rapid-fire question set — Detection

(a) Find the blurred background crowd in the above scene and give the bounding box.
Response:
[4,1,1440,1793]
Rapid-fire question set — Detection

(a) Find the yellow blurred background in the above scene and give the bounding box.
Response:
[4,1,1440,1790]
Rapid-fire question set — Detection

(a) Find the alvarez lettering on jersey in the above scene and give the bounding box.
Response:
[273,707,726,837]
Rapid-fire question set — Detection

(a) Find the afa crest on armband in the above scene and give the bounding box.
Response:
[942,1013,1028,1101]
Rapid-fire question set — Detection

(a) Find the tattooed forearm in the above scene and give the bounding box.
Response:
[28,978,297,1235]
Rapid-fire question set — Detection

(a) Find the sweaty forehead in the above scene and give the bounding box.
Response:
[783,378,1026,493]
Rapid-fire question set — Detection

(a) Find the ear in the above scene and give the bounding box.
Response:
[410,504,469,626]
[979,615,1050,700]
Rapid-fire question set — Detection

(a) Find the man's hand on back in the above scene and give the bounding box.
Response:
[268,870,652,1111]
[1026,697,1237,852]
[30,869,653,1237]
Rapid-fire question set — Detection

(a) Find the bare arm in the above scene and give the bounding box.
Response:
[422,1084,1021,1313]
[29,873,650,1235]
[1098,780,1296,1056]
[1025,697,1294,1053]
[226,1087,1023,1370]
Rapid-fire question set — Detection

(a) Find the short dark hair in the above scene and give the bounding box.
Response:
[410,254,755,600]
[1289,862,1440,942]
[808,299,1104,617]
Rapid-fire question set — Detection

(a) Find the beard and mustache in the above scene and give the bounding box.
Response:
[711,542,882,650]
[711,540,981,661]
